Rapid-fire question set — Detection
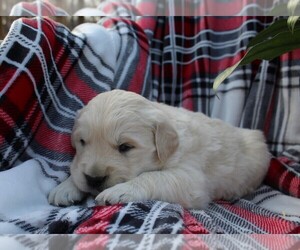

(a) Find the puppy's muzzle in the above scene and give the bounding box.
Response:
[84,174,107,188]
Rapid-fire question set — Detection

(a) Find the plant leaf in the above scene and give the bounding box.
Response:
[213,60,242,90]
[247,19,293,47]
[241,29,300,64]
[213,25,300,90]
[287,16,300,32]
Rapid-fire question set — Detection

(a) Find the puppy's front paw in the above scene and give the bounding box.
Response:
[95,182,146,205]
[48,177,86,206]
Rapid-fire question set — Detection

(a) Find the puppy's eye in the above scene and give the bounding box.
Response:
[80,139,86,146]
[118,143,134,154]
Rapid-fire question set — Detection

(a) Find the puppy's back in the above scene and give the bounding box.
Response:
[210,126,270,201]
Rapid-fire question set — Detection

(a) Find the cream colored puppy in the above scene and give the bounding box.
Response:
[48,90,270,209]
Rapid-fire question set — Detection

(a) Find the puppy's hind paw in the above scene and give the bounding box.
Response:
[48,177,86,207]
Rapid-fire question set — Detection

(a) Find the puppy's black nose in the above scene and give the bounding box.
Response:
[84,174,107,188]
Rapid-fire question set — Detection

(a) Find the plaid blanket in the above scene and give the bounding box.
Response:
[0,1,300,238]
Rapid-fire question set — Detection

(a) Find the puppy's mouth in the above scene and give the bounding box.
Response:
[84,174,108,194]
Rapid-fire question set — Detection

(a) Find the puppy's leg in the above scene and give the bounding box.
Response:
[48,176,86,206]
[95,169,209,209]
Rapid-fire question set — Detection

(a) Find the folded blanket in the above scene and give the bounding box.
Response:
[1,1,300,235]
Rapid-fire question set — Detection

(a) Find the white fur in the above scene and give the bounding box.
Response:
[48,176,86,206]
[48,90,270,209]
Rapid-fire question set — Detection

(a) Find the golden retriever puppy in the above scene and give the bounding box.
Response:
[48,90,270,209]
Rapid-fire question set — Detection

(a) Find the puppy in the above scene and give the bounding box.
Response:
[48,90,270,209]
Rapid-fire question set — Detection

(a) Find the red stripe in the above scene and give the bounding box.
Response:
[101,2,141,15]
[265,157,300,198]
[34,121,74,154]
[173,16,268,35]
[289,177,300,198]
[27,18,100,104]
[0,109,15,128]
[252,234,300,250]
[280,171,295,195]
[64,73,99,105]
[277,157,300,198]
[24,99,43,132]
[75,204,123,234]
[181,210,209,234]
[0,66,19,92]
[182,82,194,111]
[281,49,300,61]
[136,3,159,16]
[75,235,109,250]
[182,234,210,250]
[127,22,149,94]
[289,227,300,234]
[21,2,59,16]
[171,0,264,16]
[5,73,35,114]
[222,203,297,233]
[278,156,296,165]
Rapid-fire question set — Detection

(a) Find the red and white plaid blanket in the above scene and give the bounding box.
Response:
[0,1,299,242]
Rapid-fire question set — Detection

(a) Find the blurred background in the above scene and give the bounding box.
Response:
[0,0,99,15]
[0,16,103,39]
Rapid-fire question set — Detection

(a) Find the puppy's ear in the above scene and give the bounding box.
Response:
[154,115,179,166]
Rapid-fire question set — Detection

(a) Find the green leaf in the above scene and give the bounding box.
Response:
[287,16,300,32]
[247,19,299,48]
[241,29,300,63]
[213,60,242,90]
[213,24,300,90]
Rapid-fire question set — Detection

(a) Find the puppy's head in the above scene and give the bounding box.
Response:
[70,90,178,195]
